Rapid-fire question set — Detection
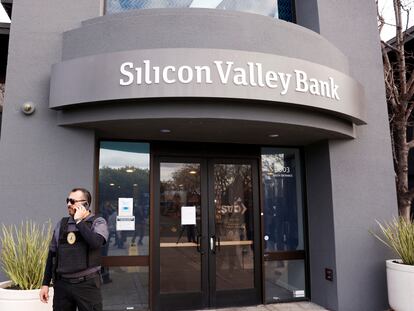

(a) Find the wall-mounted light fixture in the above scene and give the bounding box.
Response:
[21,102,35,115]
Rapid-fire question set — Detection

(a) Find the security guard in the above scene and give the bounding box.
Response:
[40,188,109,311]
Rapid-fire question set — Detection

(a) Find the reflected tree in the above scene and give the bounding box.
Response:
[161,164,200,193]
[99,166,150,206]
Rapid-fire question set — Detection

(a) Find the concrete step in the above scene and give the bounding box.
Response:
[195,302,329,311]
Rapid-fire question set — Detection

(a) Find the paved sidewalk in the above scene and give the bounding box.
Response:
[196,302,328,311]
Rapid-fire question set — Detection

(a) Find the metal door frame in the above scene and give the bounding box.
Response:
[208,158,261,308]
[152,149,261,310]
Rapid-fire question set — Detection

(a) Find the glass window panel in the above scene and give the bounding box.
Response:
[160,162,202,293]
[98,141,150,256]
[216,0,277,17]
[264,260,306,303]
[214,164,254,290]
[105,0,294,22]
[276,0,294,21]
[261,148,304,252]
[102,266,148,310]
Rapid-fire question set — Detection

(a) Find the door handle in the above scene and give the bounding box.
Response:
[210,235,216,253]
[196,234,204,255]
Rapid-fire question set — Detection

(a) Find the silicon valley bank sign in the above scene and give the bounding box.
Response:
[49,48,365,124]
[120,60,340,101]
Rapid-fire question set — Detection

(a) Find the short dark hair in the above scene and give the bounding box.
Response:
[71,188,92,205]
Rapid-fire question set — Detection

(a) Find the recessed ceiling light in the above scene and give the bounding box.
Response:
[133,184,138,187]
[160,129,171,133]
[189,170,197,175]
[109,183,115,186]
[268,134,279,138]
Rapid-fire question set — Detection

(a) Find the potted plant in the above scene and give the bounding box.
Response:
[372,217,414,311]
[0,220,53,310]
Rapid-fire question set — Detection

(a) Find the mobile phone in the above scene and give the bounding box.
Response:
[82,202,90,210]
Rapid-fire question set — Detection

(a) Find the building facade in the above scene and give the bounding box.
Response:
[0,1,397,310]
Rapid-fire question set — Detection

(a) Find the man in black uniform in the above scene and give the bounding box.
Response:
[39,188,109,311]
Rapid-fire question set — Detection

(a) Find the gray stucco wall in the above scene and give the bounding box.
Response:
[312,0,397,310]
[62,8,349,73]
[295,0,320,33]
[0,0,101,279]
[305,141,338,310]
[0,2,398,311]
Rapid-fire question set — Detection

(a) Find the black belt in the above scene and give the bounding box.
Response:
[59,272,100,284]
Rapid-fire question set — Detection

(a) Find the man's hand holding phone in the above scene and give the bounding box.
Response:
[74,202,90,224]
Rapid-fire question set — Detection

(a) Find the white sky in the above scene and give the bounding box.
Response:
[378,0,414,41]
[0,3,10,23]
[99,149,149,170]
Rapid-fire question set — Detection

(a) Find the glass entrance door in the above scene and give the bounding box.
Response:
[158,160,207,310]
[155,158,260,311]
[210,162,260,307]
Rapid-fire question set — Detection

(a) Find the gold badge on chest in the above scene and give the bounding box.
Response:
[67,232,76,245]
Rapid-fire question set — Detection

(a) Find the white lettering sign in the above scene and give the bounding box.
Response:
[119,60,340,100]
[181,206,196,225]
[116,216,135,231]
[118,197,133,216]
[218,197,248,215]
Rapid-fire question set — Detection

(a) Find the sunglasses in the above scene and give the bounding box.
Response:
[66,198,87,205]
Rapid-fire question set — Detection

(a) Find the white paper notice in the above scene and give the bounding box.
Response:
[118,198,133,216]
[116,216,135,231]
[181,206,196,225]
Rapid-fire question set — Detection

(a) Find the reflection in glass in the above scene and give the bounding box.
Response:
[160,162,202,293]
[102,266,148,310]
[262,148,303,252]
[105,0,294,22]
[264,260,306,302]
[98,142,150,258]
[214,164,254,290]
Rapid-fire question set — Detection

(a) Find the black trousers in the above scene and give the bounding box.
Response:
[53,276,103,311]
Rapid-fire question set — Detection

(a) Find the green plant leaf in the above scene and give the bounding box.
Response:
[0,220,52,290]
[371,217,414,265]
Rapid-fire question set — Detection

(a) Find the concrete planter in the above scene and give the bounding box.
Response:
[0,280,53,311]
[387,259,414,311]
